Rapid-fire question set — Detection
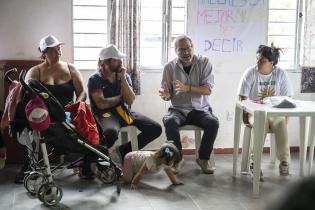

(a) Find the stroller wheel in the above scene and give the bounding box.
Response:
[37,184,45,202]
[37,183,63,206]
[97,164,117,184]
[23,171,46,195]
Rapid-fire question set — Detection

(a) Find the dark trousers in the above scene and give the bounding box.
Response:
[163,109,219,160]
[100,111,162,155]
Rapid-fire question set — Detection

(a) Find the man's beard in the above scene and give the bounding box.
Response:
[110,64,122,73]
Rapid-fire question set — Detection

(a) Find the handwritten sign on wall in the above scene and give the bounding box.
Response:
[188,0,268,72]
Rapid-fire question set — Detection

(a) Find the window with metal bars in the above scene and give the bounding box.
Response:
[73,0,186,70]
[267,0,302,70]
[73,0,108,70]
[73,0,302,71]
[140,0,186,68]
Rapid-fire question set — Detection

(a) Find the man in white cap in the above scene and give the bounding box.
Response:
[88,45,162,162]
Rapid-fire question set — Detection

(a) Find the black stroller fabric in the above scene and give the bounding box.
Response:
[28,79,66,123]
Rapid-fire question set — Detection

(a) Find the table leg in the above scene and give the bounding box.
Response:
[299,117,307,176]
[233,105,242,177]
[252,110,266,196]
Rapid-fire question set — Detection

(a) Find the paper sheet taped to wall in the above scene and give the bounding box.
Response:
[188,0,268,73]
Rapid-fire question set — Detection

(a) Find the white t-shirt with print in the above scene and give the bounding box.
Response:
[237,65,293,101]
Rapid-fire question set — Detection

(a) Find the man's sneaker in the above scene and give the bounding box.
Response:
[196,159,214,174]
[172,158,184,174]
[279,161,289,176]
[79,163,95,180]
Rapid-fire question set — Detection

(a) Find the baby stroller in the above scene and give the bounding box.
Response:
[3,69,122,206]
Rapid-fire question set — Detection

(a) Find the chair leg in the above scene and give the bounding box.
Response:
[119,126,138,151]
[129,126,138,151]
[209,151,215,168]
[194,129,202,160]
[120,131,128,145]
[269,134,277,164]
[241,126,251,173]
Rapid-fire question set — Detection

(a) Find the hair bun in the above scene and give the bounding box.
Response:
[159,141,179,159]
[164,148,174,157]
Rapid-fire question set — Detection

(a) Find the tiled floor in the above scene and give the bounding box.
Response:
[0,153,306,210]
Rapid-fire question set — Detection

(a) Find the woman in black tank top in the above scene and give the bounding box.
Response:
[25,35,86,107]
[38,63,76,107]
[43,81,74,107]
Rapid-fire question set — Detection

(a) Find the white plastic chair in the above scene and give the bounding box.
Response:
[308,117,315,174]
[163,102,215,166]
[119,126,138,151]
[180,125,215,168]
[240,125,277,174]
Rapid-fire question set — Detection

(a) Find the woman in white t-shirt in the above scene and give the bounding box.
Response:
[237,44,293,176]
[123,142,183,190]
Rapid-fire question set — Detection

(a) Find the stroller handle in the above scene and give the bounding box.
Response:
[19,70,37,97]
[4,68,18,84]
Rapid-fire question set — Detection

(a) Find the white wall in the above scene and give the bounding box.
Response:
[1,0,314,150]
[0,0,72,61]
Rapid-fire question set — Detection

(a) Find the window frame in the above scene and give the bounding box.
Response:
[72,1,108,71]
[139,0,187,71]
[73,1,303,72]
[267,0,303,72]
[72,0,187,71]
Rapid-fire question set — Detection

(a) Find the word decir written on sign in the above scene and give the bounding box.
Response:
[204,38,243,52]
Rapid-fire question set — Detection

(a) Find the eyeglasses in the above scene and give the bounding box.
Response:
[177,46,192,54]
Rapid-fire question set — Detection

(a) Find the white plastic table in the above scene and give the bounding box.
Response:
[232,100,315,196]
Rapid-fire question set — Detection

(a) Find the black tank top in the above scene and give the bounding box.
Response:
[39,64,75,107]
[43,81,75,107]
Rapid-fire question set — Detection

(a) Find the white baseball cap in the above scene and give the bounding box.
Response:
[99,45,126,60]
[39,35,64,52]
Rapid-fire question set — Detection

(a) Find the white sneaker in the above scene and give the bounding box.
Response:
[196,159,214,174]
